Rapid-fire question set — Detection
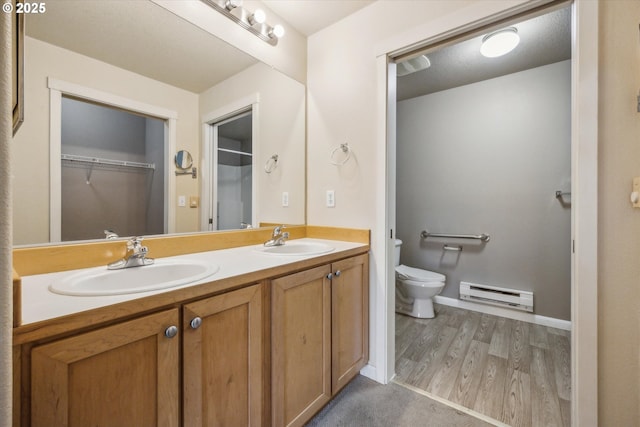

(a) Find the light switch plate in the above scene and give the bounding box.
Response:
[189,196,199,208]
[178,195,186,207]
[282,192,289,207]
[633,177,640,208]
[326,190,335,208]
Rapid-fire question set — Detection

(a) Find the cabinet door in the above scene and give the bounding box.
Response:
[183,284,263,427]
[272,265,332,427]
[31,309,180,427]
[331,254,369,394]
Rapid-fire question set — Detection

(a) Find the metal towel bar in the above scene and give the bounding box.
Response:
[421,229,490,242]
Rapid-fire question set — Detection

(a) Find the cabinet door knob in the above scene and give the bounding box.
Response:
[164,325,178,338]
[334,270,341,277]
[190,317,202,329]
[326,273,333,280]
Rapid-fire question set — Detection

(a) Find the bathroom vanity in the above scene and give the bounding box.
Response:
[12,226,369,427]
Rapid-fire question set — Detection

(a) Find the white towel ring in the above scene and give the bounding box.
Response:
[264,154,278,173]
[330,143,351,166]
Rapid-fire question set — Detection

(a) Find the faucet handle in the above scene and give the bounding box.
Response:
[273,225,286,236]
[127,237,144,250]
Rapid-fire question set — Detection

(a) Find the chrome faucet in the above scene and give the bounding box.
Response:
[104,229,119,239]
[264,225,289,247]
[108,237,154,270]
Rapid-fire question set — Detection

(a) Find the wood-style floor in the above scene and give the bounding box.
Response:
[395,305,571,427]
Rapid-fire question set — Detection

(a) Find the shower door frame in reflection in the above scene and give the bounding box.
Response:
[201,96,258,232]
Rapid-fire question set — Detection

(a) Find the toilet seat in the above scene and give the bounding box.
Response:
[396,264,445,284]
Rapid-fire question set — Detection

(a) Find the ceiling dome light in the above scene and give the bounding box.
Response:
[480,27,520,58]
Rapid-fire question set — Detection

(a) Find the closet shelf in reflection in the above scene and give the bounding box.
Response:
[61,154,156,170]
[61,154,155,184]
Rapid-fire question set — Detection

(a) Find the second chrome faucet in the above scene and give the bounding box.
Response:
[264,225,289,247]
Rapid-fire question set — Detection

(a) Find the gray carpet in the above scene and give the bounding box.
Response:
[306,376,494,427]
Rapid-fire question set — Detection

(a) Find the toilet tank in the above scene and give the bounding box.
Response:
[394,239,402,266]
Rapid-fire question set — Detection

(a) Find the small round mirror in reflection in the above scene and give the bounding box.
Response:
[175,150,193,170]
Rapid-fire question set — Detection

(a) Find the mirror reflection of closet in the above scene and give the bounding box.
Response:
[60,96,166,240]
[212,110,253,230]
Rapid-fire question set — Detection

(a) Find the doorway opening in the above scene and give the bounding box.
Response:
[388,3,579,425]
[60,96,166,241]
[207,109,255,230]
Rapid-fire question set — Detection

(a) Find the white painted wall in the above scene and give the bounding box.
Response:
[200,62,306,226]
[396,60,571,320]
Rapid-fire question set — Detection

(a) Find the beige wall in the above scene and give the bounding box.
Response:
[598,0,640,423]
[199,62,306,227]
[13,37,200,245]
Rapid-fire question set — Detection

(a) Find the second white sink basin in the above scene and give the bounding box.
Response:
[49,259,219,296]
[256,241,335,256]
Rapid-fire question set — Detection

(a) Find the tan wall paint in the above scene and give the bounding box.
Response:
[598,0,640,423]
[12,37,200,245]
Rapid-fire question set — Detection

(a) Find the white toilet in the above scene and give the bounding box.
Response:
[395,239,446,319]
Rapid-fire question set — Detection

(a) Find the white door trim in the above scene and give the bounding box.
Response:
[48,78,178,241]
[200,93,260,231]
[374,1,598,425]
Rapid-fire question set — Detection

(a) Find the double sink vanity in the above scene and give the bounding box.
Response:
[12,225,370,427]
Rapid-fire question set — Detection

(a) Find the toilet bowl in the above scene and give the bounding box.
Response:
[394,239,446,319]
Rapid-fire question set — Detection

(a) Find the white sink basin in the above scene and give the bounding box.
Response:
[256,241,335,256]
[49,259,219,296]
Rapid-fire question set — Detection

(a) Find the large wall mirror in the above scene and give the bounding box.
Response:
[13,0,305,246]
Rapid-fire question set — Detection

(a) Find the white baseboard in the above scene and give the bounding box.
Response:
[433,295,572,331]
[360,363,386,384]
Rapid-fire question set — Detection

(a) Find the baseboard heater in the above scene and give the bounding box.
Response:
[459,281,533,312]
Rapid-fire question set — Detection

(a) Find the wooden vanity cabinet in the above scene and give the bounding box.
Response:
[183,283,264,427]
[30,309,180,427]
[271,254,369,427]
[27,283,266,427]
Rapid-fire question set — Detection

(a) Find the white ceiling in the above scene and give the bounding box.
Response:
[396,6,572,101]
[262,0,376,36]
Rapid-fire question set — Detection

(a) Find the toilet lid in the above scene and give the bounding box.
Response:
[396,264,445,282]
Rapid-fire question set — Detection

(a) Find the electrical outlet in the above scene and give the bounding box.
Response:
[282,192,289,207]
[326,190,335,208]
[178,195,186,207]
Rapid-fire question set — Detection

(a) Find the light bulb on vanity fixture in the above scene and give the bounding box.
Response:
[269,24,285,39]
[201,0,285,45]
[480,27,520,58]
[224,0,242,11]
[249,9,266,25]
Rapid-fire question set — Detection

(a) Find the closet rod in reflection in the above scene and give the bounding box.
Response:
[420,229,490,242]
[218,148,252,157]
[61,154,155,170]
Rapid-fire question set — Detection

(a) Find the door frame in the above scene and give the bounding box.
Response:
[48,78,178,241]
[375,0,598,424]
[200,93,259,231]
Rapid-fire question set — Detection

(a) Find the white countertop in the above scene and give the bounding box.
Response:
[20,238,367,325]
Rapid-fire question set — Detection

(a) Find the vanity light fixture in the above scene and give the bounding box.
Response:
[201,0,285,45]
[480,27,520,58]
